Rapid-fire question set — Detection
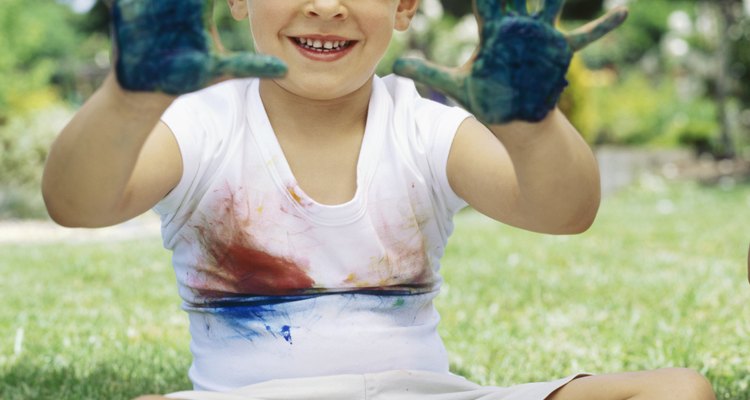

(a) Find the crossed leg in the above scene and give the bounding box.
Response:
[136,368,716,400]
[548,368,716,400]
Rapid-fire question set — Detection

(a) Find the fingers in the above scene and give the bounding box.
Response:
[209,22,227,54]
[474,0,502,24]
[393,58,466,104]
[203,0,229,54]
[213,53,288,79]
[540,0,565,24]
[566,6,628,51]
[202,0,215,28]
[511,0,528,15]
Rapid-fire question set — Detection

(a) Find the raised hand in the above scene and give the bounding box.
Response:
[111,0,287,95]
[393,0,628,124]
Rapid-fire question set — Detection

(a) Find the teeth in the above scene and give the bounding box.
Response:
[296,37,350,51]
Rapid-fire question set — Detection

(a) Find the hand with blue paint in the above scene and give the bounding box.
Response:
[393,0,628,124]
[112,0,287,95]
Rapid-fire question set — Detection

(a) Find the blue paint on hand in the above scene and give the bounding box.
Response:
[393,0,628,124]
[111,0,286,95]
[470,15,572,122]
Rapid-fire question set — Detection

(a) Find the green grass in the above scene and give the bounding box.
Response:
[1,179,749,399]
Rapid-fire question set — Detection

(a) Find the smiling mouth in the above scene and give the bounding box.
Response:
[292,37,355,53]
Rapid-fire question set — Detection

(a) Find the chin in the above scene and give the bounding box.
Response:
[277,76,372,101]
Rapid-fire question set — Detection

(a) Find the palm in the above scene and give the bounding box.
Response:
[112,0,286,95]
[394,0,628,124]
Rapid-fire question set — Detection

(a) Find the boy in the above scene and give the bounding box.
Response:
[43,0,715,399]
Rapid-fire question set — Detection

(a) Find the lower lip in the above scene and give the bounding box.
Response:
[290,38,356,62]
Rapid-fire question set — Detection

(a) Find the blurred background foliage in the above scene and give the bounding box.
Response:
[1,0,749,218]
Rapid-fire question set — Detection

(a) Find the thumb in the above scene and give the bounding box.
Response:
[393,58,466,104]
[566,6,629,51]
[212,53,288,80]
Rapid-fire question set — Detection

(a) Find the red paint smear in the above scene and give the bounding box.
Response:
[192,188,315,297]
[212,241,314,295]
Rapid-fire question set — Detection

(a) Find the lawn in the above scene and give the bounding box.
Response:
[1,178,749,399]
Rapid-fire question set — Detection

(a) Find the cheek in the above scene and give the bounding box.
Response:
[250,26,280,55]
[357,8,396,44]
[248,9,284,52]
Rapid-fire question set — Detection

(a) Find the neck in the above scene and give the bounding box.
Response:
[259,78,373,141]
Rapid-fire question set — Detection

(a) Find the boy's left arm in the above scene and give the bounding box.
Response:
[394,0,628,234]
[448,108,599,234]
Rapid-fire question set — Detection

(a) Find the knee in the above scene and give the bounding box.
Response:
[655,368,715,400]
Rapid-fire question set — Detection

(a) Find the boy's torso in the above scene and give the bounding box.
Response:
[155,76,470,390]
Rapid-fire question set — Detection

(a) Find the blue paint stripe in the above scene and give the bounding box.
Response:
[188,286,439,309]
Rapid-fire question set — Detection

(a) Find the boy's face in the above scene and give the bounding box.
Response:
[230,0,419,100]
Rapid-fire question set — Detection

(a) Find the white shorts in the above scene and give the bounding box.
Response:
[166,370,587,400]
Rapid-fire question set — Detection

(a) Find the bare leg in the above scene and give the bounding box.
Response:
[548,368,715,400]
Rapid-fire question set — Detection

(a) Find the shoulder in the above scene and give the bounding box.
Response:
[163,78,256,136]
[379,74,420,101]
[378,75,470,120]
[161,79,258,152]
[169,78,255,115]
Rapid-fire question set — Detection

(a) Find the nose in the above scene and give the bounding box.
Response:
[304,0,348,20]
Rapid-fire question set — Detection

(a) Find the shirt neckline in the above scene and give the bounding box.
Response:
[245,77,389,225]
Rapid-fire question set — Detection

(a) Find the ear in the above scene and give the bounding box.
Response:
[226,0,248,21]
[394,0,419,32]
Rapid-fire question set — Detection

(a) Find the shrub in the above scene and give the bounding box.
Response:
[567,68,720,149]
[0,105,72,219]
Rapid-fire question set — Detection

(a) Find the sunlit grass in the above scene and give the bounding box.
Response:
[0,241,191,398]
[440,177,750,399]
[1,178,749,399]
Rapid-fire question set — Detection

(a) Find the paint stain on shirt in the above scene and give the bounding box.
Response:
[288,186,303,205]
[192,188,315,298]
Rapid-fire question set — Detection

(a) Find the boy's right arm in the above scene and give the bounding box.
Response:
[42,0,286,228]
[42,74,180,228]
